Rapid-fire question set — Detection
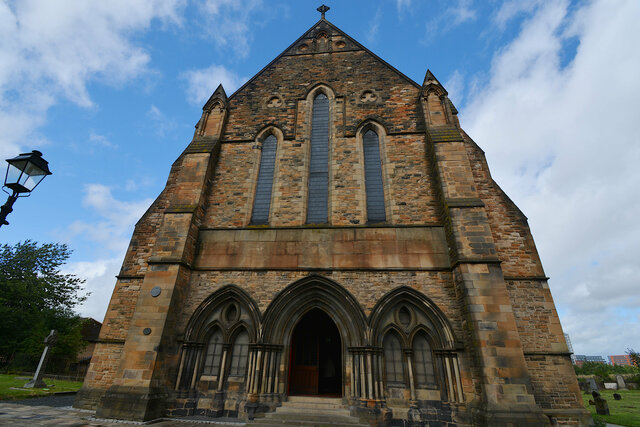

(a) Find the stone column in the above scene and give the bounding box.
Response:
[350,351,358,398]
[405,350,416,401]
[217,345,230,392]
[359,351,367,401]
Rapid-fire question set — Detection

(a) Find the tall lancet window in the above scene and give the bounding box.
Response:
[229,330,249,377]
[251,134,277,224]
[202,329,223,376]
[307,93,329,223]
[363,129,386,222]
[413,332,436,387]
[383,332,405,384]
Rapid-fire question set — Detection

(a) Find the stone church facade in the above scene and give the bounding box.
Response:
[75,14,590,426]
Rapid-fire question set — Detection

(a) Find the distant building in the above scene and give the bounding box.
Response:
[574,355,606,366]
[609,355,633,366]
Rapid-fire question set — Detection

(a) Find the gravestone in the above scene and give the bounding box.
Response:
[24,330,58,388]
[616,375,627,390]
[604,382,617,390]
[592,391,609,416]
[613,393,622,400]
[586,377,599,392]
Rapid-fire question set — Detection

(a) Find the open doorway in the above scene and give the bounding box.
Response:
[289,308,342,396]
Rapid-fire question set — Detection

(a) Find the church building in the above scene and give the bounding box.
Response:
[75,7,590,426]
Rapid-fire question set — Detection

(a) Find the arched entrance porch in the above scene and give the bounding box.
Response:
[261,275,368,400]
[289,308,342,396]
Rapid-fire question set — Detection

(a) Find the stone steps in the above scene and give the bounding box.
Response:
[252,396,367,427]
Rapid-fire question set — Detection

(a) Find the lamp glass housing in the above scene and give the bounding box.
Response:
[4,151,51,194]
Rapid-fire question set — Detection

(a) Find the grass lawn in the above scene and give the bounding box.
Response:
[582,389,640,427]
[0,374,83,400]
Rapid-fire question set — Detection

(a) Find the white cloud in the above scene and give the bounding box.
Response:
[145,104,178,137]
[89,131,117,149]
[64,184,154,320]
[0,0,184,157]
[181,64,246,105]
[493,0,544,30]
[462,0,640,356]
[68,184,153,253]
[198,0,264,58]
[396,0,412,14]
[445,70,465,107]
[367,6,383,43]
[65,257,122,322]
[449,0,476,26]
[423,0,477,44]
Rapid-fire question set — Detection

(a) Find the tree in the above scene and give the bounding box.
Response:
[627,348,640,368]
[0,240,87,368]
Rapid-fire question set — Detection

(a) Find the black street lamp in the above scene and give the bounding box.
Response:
[0,150,52,228]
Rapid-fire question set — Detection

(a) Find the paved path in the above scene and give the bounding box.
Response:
[0,395,246,426]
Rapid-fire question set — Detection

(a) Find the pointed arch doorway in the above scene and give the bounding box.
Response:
[288,308,342,396]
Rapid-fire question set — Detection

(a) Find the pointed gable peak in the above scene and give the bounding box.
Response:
[203,84,227,111]
[281,18,363,57]
[228,12,421,100]
[422,69,448,96]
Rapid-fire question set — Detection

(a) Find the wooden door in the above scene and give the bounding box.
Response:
[290,329,319,395]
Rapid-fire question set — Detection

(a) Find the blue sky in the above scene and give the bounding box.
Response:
[1,0,639,359]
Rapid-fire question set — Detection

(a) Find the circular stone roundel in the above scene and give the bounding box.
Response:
[150,286,162,297]
[143,328,152,335]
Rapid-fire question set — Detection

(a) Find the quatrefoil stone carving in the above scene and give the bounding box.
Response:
[360,91,377,102]
[267,96,282,108]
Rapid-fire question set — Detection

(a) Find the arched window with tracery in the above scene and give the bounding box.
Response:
[202,329,224,376]
[251,134,277,224]
[363,129,386,222]
[413,332,436,387]
[307,93,329,224]
[228,329,249,377]
[383,332,404,384]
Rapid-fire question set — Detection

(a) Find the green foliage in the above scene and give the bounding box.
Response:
[0,241,87,369]
[574,361,638,377]
[627,348,640,367]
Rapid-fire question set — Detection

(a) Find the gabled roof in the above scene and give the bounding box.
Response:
[227,18,421,101]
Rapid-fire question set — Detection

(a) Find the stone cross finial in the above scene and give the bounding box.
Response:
[317,4,330,19]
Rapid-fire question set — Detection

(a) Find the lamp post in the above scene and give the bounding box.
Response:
[0,150,52,228]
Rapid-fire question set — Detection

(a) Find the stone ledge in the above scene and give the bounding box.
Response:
[451,257,502,268]
[165,205,197,214]
[116,274,145,280]
[524,351,572,357]
[95,339,126,344]
[445,197,485,208]
[503,275,550,281]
